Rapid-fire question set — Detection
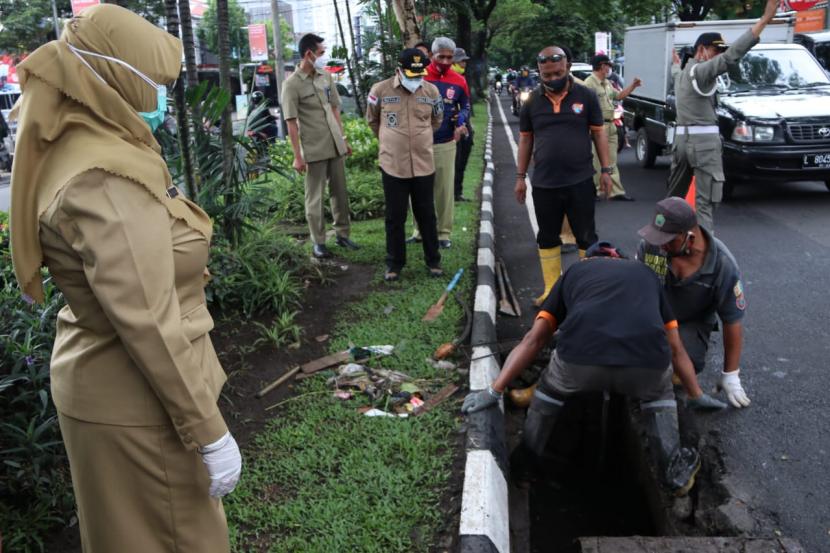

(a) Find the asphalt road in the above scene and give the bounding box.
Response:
[490,93,830,552]
[1,172,9,212]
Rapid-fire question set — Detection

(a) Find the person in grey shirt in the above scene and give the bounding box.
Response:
[666,0,778,232]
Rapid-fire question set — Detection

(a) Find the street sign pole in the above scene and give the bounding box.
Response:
[270,0,286,138]
[51,0,60,38]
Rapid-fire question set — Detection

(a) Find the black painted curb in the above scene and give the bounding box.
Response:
[458,101,510,553]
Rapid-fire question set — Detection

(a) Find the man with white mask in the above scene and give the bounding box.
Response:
[282,33,359,259]
[366,48,445,282]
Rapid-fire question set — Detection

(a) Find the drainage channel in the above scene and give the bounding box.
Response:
[501,355,807,553]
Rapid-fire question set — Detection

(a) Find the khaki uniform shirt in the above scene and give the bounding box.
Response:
[39,170,228,450]
[366,75,443,179]
[282,68,347,162]
[583,74,617,122]
[675,30,758,126]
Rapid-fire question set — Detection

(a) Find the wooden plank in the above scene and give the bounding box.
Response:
[300,350,350,374]
[412,384,459,416]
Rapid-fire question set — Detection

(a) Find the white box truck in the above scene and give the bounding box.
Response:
[621,16,830,197]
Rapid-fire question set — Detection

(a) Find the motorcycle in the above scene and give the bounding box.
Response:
[494,80,503,96]
[512,87,532,117]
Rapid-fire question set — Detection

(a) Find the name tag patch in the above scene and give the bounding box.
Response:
[385,111,399,128]
[382,96,400,104]
[416,96,433,104]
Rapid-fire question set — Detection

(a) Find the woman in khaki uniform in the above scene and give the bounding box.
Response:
[9,6,241,552]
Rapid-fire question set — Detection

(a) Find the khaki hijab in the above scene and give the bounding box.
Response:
[10,4,212,303]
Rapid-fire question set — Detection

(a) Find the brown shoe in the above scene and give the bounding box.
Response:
[508,383,537,408]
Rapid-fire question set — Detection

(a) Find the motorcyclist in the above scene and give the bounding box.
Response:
[247,90,278,141]
[515,66,536,89]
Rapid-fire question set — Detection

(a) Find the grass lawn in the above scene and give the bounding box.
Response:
[223,104,487,552]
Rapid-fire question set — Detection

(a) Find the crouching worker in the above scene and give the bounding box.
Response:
[461,242,726,495]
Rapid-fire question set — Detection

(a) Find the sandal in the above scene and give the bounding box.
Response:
[384,271,400,282]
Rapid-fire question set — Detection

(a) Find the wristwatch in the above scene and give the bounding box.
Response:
[601,166,614,174]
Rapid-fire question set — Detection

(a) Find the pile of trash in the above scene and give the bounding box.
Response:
[328,363,456,418]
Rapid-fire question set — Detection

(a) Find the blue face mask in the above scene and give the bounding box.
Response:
[139,85,167,133]
[67,44,170,133]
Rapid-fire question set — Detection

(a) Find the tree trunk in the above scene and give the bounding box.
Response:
[333,0,363,116]
[164,0,197,199]
[391,0,421,47]
[376,0,389,74]
[455,8,472,53]
[178,0,201,129]
[216,0,237,243]
[344,0,365,115]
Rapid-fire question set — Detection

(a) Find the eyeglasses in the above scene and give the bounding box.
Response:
[537,54,565,64]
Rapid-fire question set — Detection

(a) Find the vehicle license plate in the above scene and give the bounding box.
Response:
[803,153,830,168]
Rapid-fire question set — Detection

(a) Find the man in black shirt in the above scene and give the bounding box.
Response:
[515,46,614,306]
[462,242,726,495]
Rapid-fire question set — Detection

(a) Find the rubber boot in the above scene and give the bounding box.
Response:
[533,247,562,307]
[508,383,537,408]
[641,400,700,496]
[522,387,565,457]
[578,248,586,259]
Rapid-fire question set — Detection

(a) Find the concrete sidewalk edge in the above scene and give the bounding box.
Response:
[459,101,509,553]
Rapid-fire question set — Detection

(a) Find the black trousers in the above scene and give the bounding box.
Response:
[532,178,597,249]
[454,131,474,198]
[382,170,441,272]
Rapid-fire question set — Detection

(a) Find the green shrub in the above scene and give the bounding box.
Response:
[0,212,74,553]
[342,116,379,171]
[206,223,324,318]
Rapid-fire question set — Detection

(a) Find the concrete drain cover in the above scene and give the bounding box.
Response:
[578,536,805,552]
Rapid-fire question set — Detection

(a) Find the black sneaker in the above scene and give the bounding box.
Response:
[405,236,422,244]
[335,236,361,250]
[312,244,332,259]
[439,240,452,249]
[455,196,469,202]
[610,194,635,202]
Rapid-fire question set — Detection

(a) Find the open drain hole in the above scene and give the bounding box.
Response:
[515,392,656,552]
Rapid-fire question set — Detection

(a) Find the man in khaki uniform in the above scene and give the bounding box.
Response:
[367,48,444,282]
[584,54,642,201]
[282,33,359,258]
[667,0,778,233]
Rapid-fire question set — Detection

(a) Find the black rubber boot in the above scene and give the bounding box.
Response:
[641,400,699,496]
[522,388,564,458]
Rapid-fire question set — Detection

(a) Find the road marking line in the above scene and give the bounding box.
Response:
[460,450,510,553]
[495,97,539,238]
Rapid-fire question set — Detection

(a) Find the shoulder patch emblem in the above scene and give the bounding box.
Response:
[368,94,378,105]
[382,96,400,104]
[385,111,399,128]
[572,103,584,114]
[734,280,746,310]
[433,99,444,117]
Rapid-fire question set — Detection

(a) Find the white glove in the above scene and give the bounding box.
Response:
[718,369,751,408]
[199,431,242,498]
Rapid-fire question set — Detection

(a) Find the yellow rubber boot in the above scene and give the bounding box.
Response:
[534,247,562,307]
[508,383,537,408]
[578,249,586,259]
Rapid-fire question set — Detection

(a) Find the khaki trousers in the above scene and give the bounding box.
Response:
[305,155,350,245]
[666,134,723,233]
[592,122,625,198]
[58,413,230,553]
[413,141,456,241]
